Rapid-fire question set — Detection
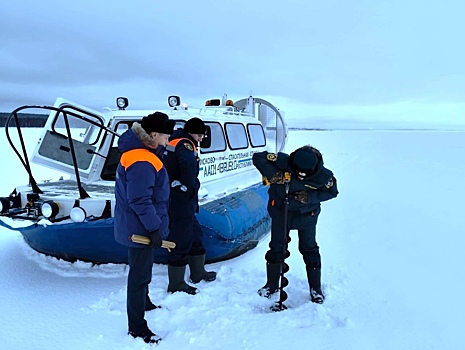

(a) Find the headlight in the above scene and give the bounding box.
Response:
[116,97,129,110]
[168,95,181,107]
[70,207,86,223]
[41,201,60,219]
[0,197,10,213]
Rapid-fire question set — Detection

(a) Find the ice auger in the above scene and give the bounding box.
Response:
[271,172,291,312]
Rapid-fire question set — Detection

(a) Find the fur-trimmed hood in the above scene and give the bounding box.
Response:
[132,122,158,148]
[117,122,157,154]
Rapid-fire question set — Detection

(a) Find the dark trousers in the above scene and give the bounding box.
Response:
[265,209,321,268]
[167,215,206,266]
[127,246,154,333]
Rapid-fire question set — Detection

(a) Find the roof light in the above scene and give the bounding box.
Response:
[70,207,86,223]
[205,99,220,106]
[168,95,181,107]
[41,201,60,219]
[116,97,129,110]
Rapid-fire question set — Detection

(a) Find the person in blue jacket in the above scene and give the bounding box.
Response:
[252,145,338,304]
[162,117,216,295]
[114,112,175,344]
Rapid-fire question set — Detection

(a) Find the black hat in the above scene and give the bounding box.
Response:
[141,112,175,134]
[289,147,318,177]
[184,117,206,134]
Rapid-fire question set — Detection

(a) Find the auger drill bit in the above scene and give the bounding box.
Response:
[271,176,291,312]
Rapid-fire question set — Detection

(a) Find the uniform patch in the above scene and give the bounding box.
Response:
[325,178,334,189]
[267,153,277,161]
[184,143,194,151]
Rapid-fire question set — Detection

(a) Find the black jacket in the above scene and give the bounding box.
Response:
[162,129,200,217]
[252,149,338,215]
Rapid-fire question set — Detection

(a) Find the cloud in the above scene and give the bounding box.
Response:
[1,0,465,114]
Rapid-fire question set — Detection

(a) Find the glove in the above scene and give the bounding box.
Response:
[291,190,308,204]
[269,171,284,184]
[147,229,162,249]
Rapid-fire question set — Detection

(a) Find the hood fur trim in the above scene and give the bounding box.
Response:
[132,122,158,148]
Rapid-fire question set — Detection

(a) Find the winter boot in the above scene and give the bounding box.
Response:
[167,265,198,295]
[188,254,217,283]
[128,328,161,344]
[257,263,281,298]
[306,266,324,304]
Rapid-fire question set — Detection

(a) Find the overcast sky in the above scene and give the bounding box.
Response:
[1,0,465,121]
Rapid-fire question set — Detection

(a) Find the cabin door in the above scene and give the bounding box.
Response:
[31,99,111,182]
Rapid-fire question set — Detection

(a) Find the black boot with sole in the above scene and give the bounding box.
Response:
[167,265,198,295]
[257,262,282,298]
[188,254,217,283]
[306,266,324,304]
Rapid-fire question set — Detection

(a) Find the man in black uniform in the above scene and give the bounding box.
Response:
[163,117,217,294]
[252,145,338,303]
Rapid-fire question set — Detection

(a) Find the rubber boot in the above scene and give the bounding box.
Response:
[188,254,217,283]
[306,266,324,304]
[167,265,198,295]
[257,262,281,298]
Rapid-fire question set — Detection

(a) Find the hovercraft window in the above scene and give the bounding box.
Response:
[247,123,266,147]
[225,123,248,150]
[199,122,226,154]
[101,122,132,181]
[51,105,105,146]
[172,120,225,154]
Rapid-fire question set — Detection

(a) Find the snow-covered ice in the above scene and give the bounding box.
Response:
[0,125,464,350]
